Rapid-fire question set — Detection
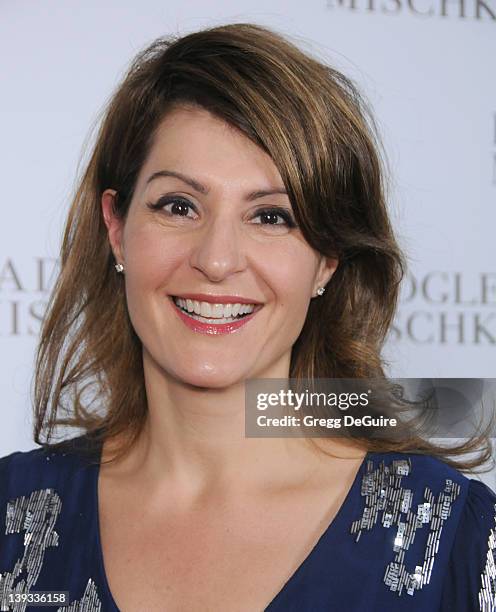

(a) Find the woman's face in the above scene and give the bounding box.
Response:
[102,105,338,388]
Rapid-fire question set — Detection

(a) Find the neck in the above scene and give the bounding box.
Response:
[103,347,365,503]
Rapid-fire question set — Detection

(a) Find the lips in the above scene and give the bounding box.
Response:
[169,295,262,335]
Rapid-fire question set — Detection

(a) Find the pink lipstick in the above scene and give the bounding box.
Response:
[169,297,262,335]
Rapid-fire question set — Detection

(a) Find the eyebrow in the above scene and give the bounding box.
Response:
[145,169,288,200]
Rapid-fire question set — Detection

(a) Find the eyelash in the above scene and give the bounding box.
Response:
[146,196,297,228]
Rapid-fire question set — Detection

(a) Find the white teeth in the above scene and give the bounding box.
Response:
[173,297,257,319]
[211,303,225,318]
[200,302,212,317]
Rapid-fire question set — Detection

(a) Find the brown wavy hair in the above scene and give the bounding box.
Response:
[33,22,494,472]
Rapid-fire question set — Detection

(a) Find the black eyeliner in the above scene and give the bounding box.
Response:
[147,197,297,228]
[146,195,195,212]
[257,207,297,228]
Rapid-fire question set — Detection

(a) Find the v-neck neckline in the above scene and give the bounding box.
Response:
[91,438,371,611]
[264,449,370,610]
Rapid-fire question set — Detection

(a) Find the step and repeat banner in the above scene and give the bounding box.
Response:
[1,2,494,484]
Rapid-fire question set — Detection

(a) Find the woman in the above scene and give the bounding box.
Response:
[0,22,494,612]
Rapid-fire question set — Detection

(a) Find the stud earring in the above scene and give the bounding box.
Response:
[114,263,124,273]
[316,287,325,296]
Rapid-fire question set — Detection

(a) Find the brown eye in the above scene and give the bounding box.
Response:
[252,208,297,228]
[147,196,198,218]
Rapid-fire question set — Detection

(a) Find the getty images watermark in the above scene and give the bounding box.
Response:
[244,378,496,439]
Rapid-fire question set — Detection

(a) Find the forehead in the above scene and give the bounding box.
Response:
[139,105,284,190]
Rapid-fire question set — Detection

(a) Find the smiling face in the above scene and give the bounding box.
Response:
[102,105,338,388]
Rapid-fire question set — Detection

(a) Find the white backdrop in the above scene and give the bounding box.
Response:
[1,1,494,486]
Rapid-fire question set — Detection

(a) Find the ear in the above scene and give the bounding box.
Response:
[101,189,125,266]
[313,254,339,296]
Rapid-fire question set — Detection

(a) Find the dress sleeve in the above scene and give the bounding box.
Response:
[0,451,19,510]
[440,477,496,612]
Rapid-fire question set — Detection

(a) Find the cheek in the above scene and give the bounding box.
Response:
[262,244,319,328]
[124,227,187,288]
[266,243,318,300]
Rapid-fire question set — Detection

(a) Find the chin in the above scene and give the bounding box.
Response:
[179,366,246,390]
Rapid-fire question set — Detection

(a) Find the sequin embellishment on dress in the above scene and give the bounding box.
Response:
[479,502,496,612]
[350,458,461,597]
[0,488,102,612]
[56,578,101,612]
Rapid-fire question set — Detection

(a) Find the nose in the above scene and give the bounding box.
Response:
[189,212,247,282]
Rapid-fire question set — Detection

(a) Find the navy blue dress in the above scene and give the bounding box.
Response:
[1,433,495,611]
